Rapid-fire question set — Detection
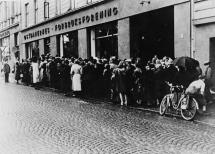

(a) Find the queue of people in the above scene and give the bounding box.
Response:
[4,54,214,109]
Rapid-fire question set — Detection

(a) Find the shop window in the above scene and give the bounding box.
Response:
[44,37,50,55]
[26,41,39,59]
[94,21,118,59]
[62,31,78,58]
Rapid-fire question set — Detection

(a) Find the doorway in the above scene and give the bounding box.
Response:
[130,6,174,64]
[209,37,215,85]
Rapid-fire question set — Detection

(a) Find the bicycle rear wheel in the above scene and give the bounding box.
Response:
[181,97,197,121]
[159,95,169,116]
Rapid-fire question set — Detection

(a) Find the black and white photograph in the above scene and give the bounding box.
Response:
[0,0,215,153]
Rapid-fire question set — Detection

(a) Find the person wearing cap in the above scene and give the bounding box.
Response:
[204,61,213,104]
[2,60,10,83]
[185,74,207,112]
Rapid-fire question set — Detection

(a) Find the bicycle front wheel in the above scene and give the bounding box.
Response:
[181,97,197,121]
[159,95,169,116]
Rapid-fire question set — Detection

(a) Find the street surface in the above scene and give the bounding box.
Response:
[0,80,215,153]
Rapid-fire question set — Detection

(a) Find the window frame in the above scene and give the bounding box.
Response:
[34,0,38,24]
[25,3,29,27]
[44,1,49,20]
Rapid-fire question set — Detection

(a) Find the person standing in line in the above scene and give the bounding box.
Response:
[70,59,82,97]
[14,61,21,84]
[31,56,40,89]
[116,61,129,106]
[2,60,10,83]
[204,61,213,104]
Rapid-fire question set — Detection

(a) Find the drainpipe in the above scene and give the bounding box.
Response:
[190,0,195,58]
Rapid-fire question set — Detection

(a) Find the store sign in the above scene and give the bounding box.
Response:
[23,6,118,42]
[55,7,118,31]
[0,31,10,39]
[24,28,50,41]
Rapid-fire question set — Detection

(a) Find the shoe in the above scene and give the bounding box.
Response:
[203,105,206,112]
[208,101,213,104]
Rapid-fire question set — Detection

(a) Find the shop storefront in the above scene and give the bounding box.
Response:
[20,0,191,63]
[0,31,10,62]
[21,2,119,60]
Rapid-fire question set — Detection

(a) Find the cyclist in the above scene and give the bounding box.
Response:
[185,75,207,112]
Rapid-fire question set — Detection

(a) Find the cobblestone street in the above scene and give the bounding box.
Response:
[1,82,215,154]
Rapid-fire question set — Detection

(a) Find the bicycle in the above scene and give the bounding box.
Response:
[159,81,199,121]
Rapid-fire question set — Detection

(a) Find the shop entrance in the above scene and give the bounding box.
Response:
[209,37,215,84]
[130,6,174,64]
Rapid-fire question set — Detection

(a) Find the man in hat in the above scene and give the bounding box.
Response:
[204,61,213,104]
[2,60,10,83]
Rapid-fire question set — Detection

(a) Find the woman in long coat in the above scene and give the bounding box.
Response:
[14,62,21,84]
[116,61,129,106]
[70,59,82,96]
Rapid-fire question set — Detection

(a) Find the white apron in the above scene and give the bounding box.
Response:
[32,62,39,83]
[71,64,82,91]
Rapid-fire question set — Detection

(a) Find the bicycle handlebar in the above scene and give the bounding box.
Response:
[164,81,184,89]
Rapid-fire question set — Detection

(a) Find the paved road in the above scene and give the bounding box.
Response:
[0,82,215,154]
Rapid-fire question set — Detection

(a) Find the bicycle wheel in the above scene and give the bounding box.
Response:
[159,95,169,116]
[181,97,197,121]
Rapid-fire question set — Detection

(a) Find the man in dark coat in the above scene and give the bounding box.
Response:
[22,59,31,85]
[49,58,57,88]
[14,62,21,84]
[204,61,213,103]
[2,60,10,83]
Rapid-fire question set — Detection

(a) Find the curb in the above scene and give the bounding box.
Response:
[5,82,215,128]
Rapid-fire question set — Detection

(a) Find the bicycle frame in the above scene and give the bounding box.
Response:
[160,81,199,121]
[165,82,184,110]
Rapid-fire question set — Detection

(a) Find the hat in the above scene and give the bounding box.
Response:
[125,59,131,62]
[204,61,211,66]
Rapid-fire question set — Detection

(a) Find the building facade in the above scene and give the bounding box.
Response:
[3,0,213,73]
[18,0,192,64]
[193,0,215,81]
[0,0,22,64]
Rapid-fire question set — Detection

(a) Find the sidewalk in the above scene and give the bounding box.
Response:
[72,94,215,127]
[130,101,215,127]
[1,73,215,127]
[69,95,215,127]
